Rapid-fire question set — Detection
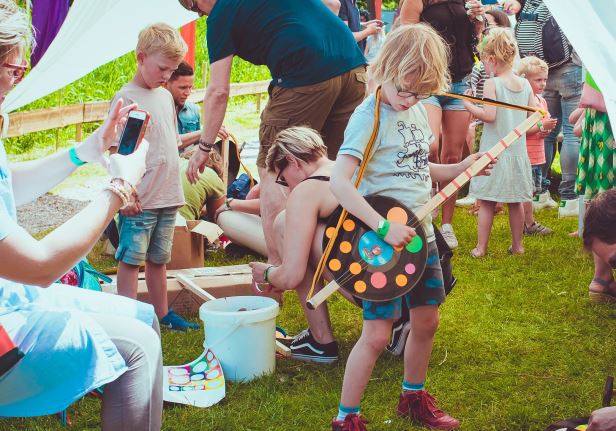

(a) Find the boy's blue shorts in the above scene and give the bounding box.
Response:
[116,207,178,266]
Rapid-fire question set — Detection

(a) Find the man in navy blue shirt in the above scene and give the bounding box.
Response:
[339,0,381,51]
[178,0,367,267]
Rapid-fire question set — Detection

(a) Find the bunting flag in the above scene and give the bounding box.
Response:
[180,21,197,68]
[31,0,70,67]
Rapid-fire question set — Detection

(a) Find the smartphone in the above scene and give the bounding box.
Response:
[117,109,150,156]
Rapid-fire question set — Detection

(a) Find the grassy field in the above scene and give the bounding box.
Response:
[3,207,614,431]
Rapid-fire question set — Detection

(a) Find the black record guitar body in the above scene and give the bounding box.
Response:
[322,195,428,302]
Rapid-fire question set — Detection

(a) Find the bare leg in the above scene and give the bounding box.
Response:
[508,202,525,253]
[340,319,393,407]
[144,262,169,319]
[475,199,496,255]
[258,166,287,264]
[403,305,439,383]
[523,201,535,227]
[117,261,140,299]
[440,110,471,225]
[424,104,443,163]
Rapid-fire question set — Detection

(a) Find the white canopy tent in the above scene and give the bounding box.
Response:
[1,0,196,118]
[1,0,615,128]
[544,0,616,127]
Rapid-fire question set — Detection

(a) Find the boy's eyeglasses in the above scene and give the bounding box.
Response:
[3,60,28,83]
[395,84,430,100]
[482,26,495,36]
[178,0,202,13]
[275,161,289,187]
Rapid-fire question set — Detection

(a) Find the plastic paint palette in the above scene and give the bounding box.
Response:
[167,349,224,392]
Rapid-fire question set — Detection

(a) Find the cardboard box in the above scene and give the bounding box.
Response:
[101,265,280,316]
[168,218,223,270]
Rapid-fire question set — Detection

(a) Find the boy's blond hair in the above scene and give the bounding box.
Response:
[136,23,187,62]
[369,23,450,96]
[516,56,548,78]
[266,127,327,173]
[479,27,518,68]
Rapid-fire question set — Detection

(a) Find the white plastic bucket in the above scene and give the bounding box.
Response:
[199,296,279,382]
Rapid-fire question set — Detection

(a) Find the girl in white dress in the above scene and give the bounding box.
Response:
[464,28,534,257]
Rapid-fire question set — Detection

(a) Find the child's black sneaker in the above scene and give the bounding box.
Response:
[386,307,411,356]
[289,328,338,364]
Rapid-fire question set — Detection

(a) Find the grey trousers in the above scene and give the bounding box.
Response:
[90,314,163,431]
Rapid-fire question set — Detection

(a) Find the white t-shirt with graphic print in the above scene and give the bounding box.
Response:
[338,94,435,241]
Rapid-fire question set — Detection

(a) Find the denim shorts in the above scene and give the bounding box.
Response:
[422,78,470,111]
[356,241,445,321]
[531,165,543,196]
[116,207,178,266]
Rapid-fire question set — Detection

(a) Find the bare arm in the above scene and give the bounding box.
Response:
[463,78,497,123]
[186,55,233,184]
[322,0,340,15]
[179,130,202,149]
[399,0,423,24]
[267,185,321,290]
[10,150,77,206]
[0,191,122,286]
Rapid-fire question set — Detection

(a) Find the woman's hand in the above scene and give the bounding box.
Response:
[460,152,496,177]
[249,262,277,293]
[502,0,522,15]
[76,98,137,167]
[109,138,149,215]
[465,0,485,20]
[383,222,416,248]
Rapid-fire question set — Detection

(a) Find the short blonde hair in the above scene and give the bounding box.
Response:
[0,0,32,63]
[266,127,328,173]
[136,23,187,62]
[479,27,518,67]
[182,145,224,178]
[370,23,450,95]
[516,56,548,78]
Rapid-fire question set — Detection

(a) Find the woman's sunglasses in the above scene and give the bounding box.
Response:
[275,161,289,187]
[3,60,28,83]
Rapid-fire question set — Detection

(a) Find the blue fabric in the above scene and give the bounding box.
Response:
[422,78,470,111]
[0,142,15,241]
[116,207,178,266]
[206,0,366,88]
[177,102,201,135]
[0,139,155,417]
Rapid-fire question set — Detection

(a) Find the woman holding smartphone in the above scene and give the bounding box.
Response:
[0,1,162,429]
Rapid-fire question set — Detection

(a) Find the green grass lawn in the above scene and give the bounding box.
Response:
[3,207,614,431]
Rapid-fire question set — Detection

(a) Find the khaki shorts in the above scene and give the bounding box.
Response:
[257,65,367,167]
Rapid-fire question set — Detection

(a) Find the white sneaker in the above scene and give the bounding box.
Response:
[558,199,579,218]
[544,192,558,209]
[455,195,476,207]
[440,224,458,249]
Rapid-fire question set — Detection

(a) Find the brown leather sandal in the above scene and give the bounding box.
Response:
[589,277,616,304]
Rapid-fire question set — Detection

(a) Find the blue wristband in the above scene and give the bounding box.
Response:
[68,147,87,167]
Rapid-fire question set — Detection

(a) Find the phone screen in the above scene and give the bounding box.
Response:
[118,116,145,155]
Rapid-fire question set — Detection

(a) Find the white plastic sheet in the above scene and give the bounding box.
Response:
[544,0,616,125]
[1,0,196,115]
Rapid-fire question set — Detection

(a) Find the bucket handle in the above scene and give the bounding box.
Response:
[203,322,243,351]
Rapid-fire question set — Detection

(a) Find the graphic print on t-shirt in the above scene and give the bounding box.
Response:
[395,121,430,182]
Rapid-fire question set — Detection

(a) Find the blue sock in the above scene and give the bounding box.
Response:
[336,403,360,421]
[402,380,425,392]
